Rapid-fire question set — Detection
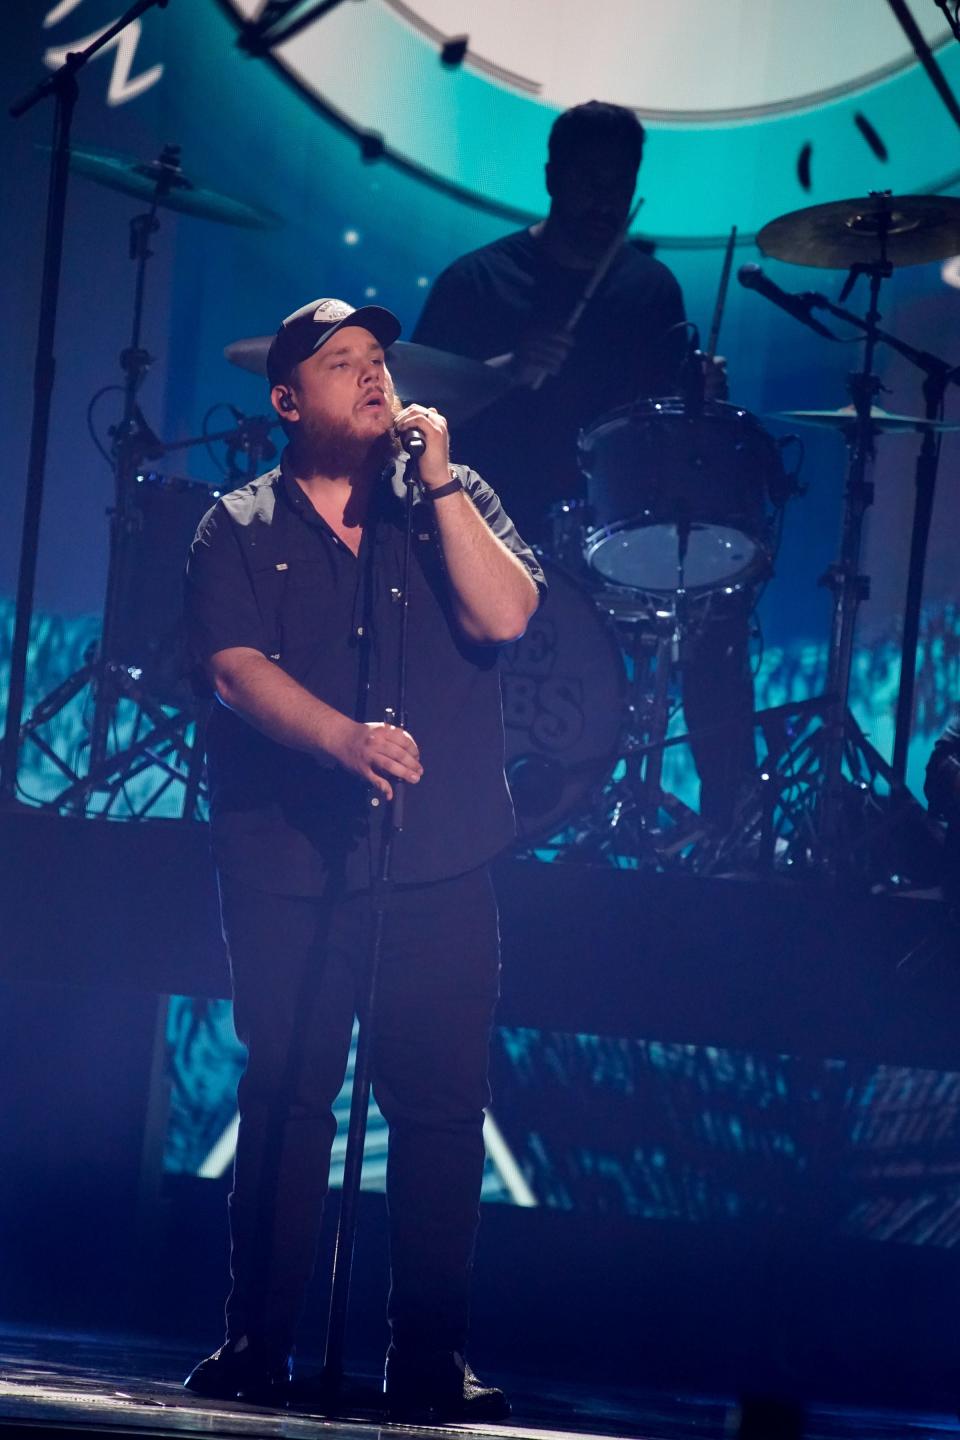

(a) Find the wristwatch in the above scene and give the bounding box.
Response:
[427,474,464,500]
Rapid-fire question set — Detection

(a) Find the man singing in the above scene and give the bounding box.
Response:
[182,297,543,1419]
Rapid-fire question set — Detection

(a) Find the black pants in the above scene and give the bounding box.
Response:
[218,865,501,1357]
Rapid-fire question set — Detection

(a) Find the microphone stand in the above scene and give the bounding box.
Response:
[0,0,170,807]
[319,445,421,1409]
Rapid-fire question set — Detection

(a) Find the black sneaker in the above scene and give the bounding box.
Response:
[384,1345,511,1424]
[183,1336,293,1406]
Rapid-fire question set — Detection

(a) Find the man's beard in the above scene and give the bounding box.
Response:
[296,411,400,477]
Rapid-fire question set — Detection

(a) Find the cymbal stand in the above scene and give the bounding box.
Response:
[87,145,181,781]
[763,233,935,883]
[815,243,890,871]
[17,148,214,820]
[707,221,954,886]
[1,0,170,806]
[802,288,960,783]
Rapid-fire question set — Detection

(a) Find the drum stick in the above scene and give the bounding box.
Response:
[564,198,644,335]
[704,224,737,360]
[529,198,643,391]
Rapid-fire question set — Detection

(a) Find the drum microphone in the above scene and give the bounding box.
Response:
[737,264,837,341]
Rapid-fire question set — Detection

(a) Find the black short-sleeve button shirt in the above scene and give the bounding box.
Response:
[184,455,545,895]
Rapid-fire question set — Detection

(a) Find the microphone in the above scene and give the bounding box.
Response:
[405,427,427,457]
[737,264,837,341]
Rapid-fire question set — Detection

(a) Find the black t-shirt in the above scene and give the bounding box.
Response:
[184,455,546,896]
[413,227,686,539]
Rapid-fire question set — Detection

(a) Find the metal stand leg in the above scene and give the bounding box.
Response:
[317,455,421,1411]
[892,371,946,781]
[0,72,77,804]
[320,876,388,1397]
[817,268,886,872]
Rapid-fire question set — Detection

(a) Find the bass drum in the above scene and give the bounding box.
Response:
[501,557,625,842]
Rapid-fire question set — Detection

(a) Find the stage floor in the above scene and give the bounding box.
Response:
[0,1327,956,1440]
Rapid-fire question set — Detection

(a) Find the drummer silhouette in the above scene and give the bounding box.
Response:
[414,100,756,833]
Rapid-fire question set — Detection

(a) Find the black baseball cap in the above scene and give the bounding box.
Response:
[266,297,402,386]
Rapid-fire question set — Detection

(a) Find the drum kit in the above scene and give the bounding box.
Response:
[15,144,960,882]
[492,191,960,884]
[491,192,960,884]
[549,190,960,884]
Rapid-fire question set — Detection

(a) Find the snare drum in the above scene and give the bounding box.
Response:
[578,398,783,596]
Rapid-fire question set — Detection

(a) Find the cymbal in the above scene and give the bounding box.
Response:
[63,144,282,230]
[224,336,276,377]
[775,404,960,433]
[224,336,511,422]
[758,194,960,269]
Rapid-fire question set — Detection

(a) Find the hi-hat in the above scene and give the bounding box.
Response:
[61,143,282,229]
[758,194,960,269]
[775,404,960,433]
[225,335,511,422]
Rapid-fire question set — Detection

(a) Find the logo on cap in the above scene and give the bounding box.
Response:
[313,299,354,324]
